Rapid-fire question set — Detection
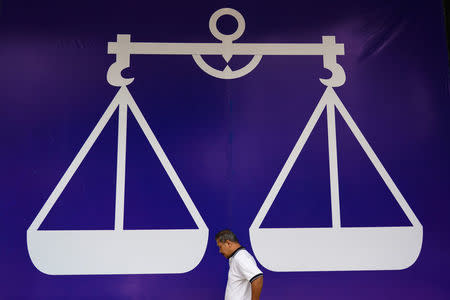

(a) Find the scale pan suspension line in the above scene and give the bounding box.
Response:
[249,88,423,272]
[27,87,208,275]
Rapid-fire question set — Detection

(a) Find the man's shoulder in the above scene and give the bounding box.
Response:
[233,248,256,264]
[231,248,263,281]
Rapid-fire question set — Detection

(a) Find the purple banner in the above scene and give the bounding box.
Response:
[1,0,449,299]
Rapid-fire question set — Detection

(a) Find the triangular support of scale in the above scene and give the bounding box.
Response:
[27,87,208,275]
[249,87,423,272]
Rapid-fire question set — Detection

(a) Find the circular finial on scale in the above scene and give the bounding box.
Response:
[209,8,245,42]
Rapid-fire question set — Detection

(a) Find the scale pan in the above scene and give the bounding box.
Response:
[250,226,422,271]
[27,228,208,275]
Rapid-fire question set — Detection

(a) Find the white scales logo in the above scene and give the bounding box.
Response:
[27,8,423,275]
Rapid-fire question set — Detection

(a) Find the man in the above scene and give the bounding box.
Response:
[215,230,263,300]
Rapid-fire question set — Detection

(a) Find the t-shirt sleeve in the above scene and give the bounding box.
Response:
[235,253,263,283]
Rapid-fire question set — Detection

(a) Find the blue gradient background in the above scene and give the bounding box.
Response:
[1,0,449,299]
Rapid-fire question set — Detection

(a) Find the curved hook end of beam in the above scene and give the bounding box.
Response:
[107,63,134,87]
[319,64,346,87]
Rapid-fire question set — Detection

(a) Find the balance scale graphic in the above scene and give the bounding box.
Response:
[27,8,423,275]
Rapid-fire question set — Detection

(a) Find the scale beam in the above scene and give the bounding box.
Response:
[108,39,345,56]
[106,8,346,85]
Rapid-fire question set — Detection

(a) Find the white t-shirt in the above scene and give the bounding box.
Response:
[225,247,263,300]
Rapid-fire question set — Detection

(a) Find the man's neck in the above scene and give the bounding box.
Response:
[230,242,242,252]
[228,242,243,259]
